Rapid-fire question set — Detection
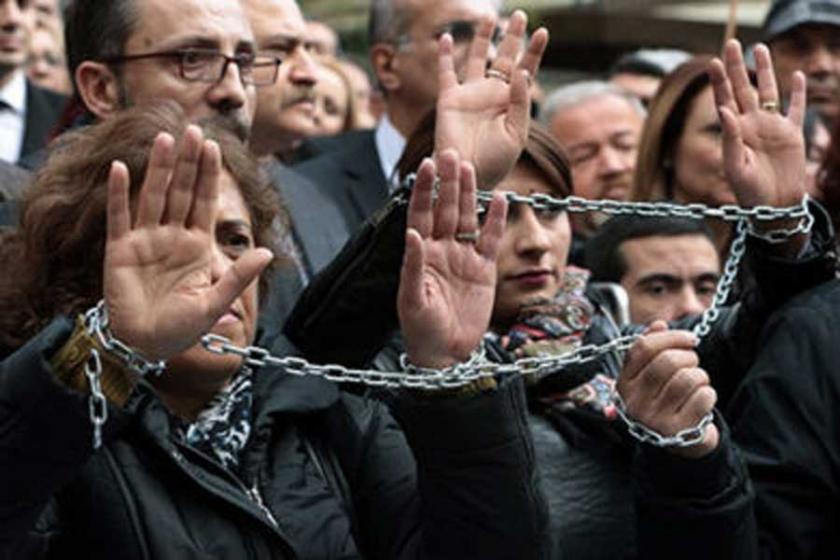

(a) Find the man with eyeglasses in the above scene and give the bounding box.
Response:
[9,0,356,340]
[68,0,271,141]
[292,0,503,232]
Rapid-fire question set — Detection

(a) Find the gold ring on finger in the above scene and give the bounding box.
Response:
[485,68,511,84]
[455,231,479,243]
[760,100,779,113]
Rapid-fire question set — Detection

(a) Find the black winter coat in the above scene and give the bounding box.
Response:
[728,279,840,559]
[0,318,547,560]
[480,204,839,560]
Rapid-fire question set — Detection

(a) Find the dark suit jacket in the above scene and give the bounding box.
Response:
[0,161,29,228]
[258,162,355,345]
[292,129,389,232]
[20,81,67,164]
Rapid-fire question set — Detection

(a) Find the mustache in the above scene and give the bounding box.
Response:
[197,113,250,143]
[281,89,316,109]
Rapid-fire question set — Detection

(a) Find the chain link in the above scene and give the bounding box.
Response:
[81,188,812,450]
[84,301,166,378]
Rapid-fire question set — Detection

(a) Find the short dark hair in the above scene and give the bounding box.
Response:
[584,215,714,282]
[64,0,138,93]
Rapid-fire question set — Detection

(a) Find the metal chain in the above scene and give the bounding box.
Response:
[84,301,166,378]
[83,190,812,450]
[84,348,108,450]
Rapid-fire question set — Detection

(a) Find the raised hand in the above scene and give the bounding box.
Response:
[617,322,719,459]
[398,150,507,369]
[709,40,806,210]
[434,10,548,189]
[103,126,273,361]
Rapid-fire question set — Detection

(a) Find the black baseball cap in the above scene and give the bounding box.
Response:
[762,0,840,41]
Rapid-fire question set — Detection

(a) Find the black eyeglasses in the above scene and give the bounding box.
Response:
[436,20,503,46]
[102,49,283,87]
[396,20,503,49]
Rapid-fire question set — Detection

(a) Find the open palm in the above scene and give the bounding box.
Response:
[710,40,807,209]
[103,127,272,361]
[435,11,548,189]
[398,151,507,368]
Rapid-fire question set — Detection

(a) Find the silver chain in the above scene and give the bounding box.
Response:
[84,191,812,450]
[84,348,107,450]
[84,301,166,378]
[81,301,166,450]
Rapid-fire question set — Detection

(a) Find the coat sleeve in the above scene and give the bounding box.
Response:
[0,318,128,557]
[332,378,548,560]
[727,286,840,559]
[633,414,757,559]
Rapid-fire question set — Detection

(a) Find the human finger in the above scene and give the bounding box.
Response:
[456,161,479,238]
[106,161,131,241]
[464,16,496,81]
[724,39,758,113]
[629,348,701,407]
[437,34,458,92]
[135,133,176,227]
[399,228,427,312]
[187,139,221,232]
[753,43,780,111]
[708,57,739,115]
[476,191,508,260]
[506,68,531,145]
[654,366,710,415]
[490,10,527,78]
[622,329,698,382]
[164,125,204,225]
[207,247,273,320]
[516,27,548,79]
[787,70,807,128]
[719,106,746,184]
[432,150,461,239]
[407,158,437,238]
[674,385,717,429]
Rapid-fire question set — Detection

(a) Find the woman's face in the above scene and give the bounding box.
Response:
[492,163,572,330]
[312,66,349,136]
[160,171,260,397]
[672,85,736,206]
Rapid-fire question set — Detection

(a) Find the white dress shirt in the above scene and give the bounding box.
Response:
[0,70,26,163]
[374,113,406,192]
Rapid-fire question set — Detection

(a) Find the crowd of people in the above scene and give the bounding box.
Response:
[1,0,840,558]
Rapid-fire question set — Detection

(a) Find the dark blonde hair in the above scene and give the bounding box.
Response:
[397,110,573,197]
[318,56,360,133]
[631,55,714,202]
[0,101,282,353]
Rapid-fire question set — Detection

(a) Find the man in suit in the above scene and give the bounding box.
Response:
[26,0,353,340]
[0,0,66,164]
[292,0,503,232]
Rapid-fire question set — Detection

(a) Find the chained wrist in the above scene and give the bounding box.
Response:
[745,195,813,244]
[613,392,715,450]
[51,315,137,408]
[399,345,498,398]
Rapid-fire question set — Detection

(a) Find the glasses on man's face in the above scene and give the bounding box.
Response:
[396,20,503,49]
[103,49,283,87]
[436,20,503,47]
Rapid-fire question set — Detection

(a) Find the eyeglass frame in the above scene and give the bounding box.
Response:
[394,19,503,50]
[100,48,283,87]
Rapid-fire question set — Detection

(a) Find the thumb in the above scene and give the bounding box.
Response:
[207,247,273,320]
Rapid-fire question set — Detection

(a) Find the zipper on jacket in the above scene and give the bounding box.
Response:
[246,475,279,529]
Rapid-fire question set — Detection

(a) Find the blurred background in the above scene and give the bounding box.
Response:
[300,0,772,88]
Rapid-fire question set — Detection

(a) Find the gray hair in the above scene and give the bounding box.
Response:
[539,80,646,126]
[368,0,503,45]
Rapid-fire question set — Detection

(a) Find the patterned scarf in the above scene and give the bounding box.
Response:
[177,366,255,471]
[496,267,617,422]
